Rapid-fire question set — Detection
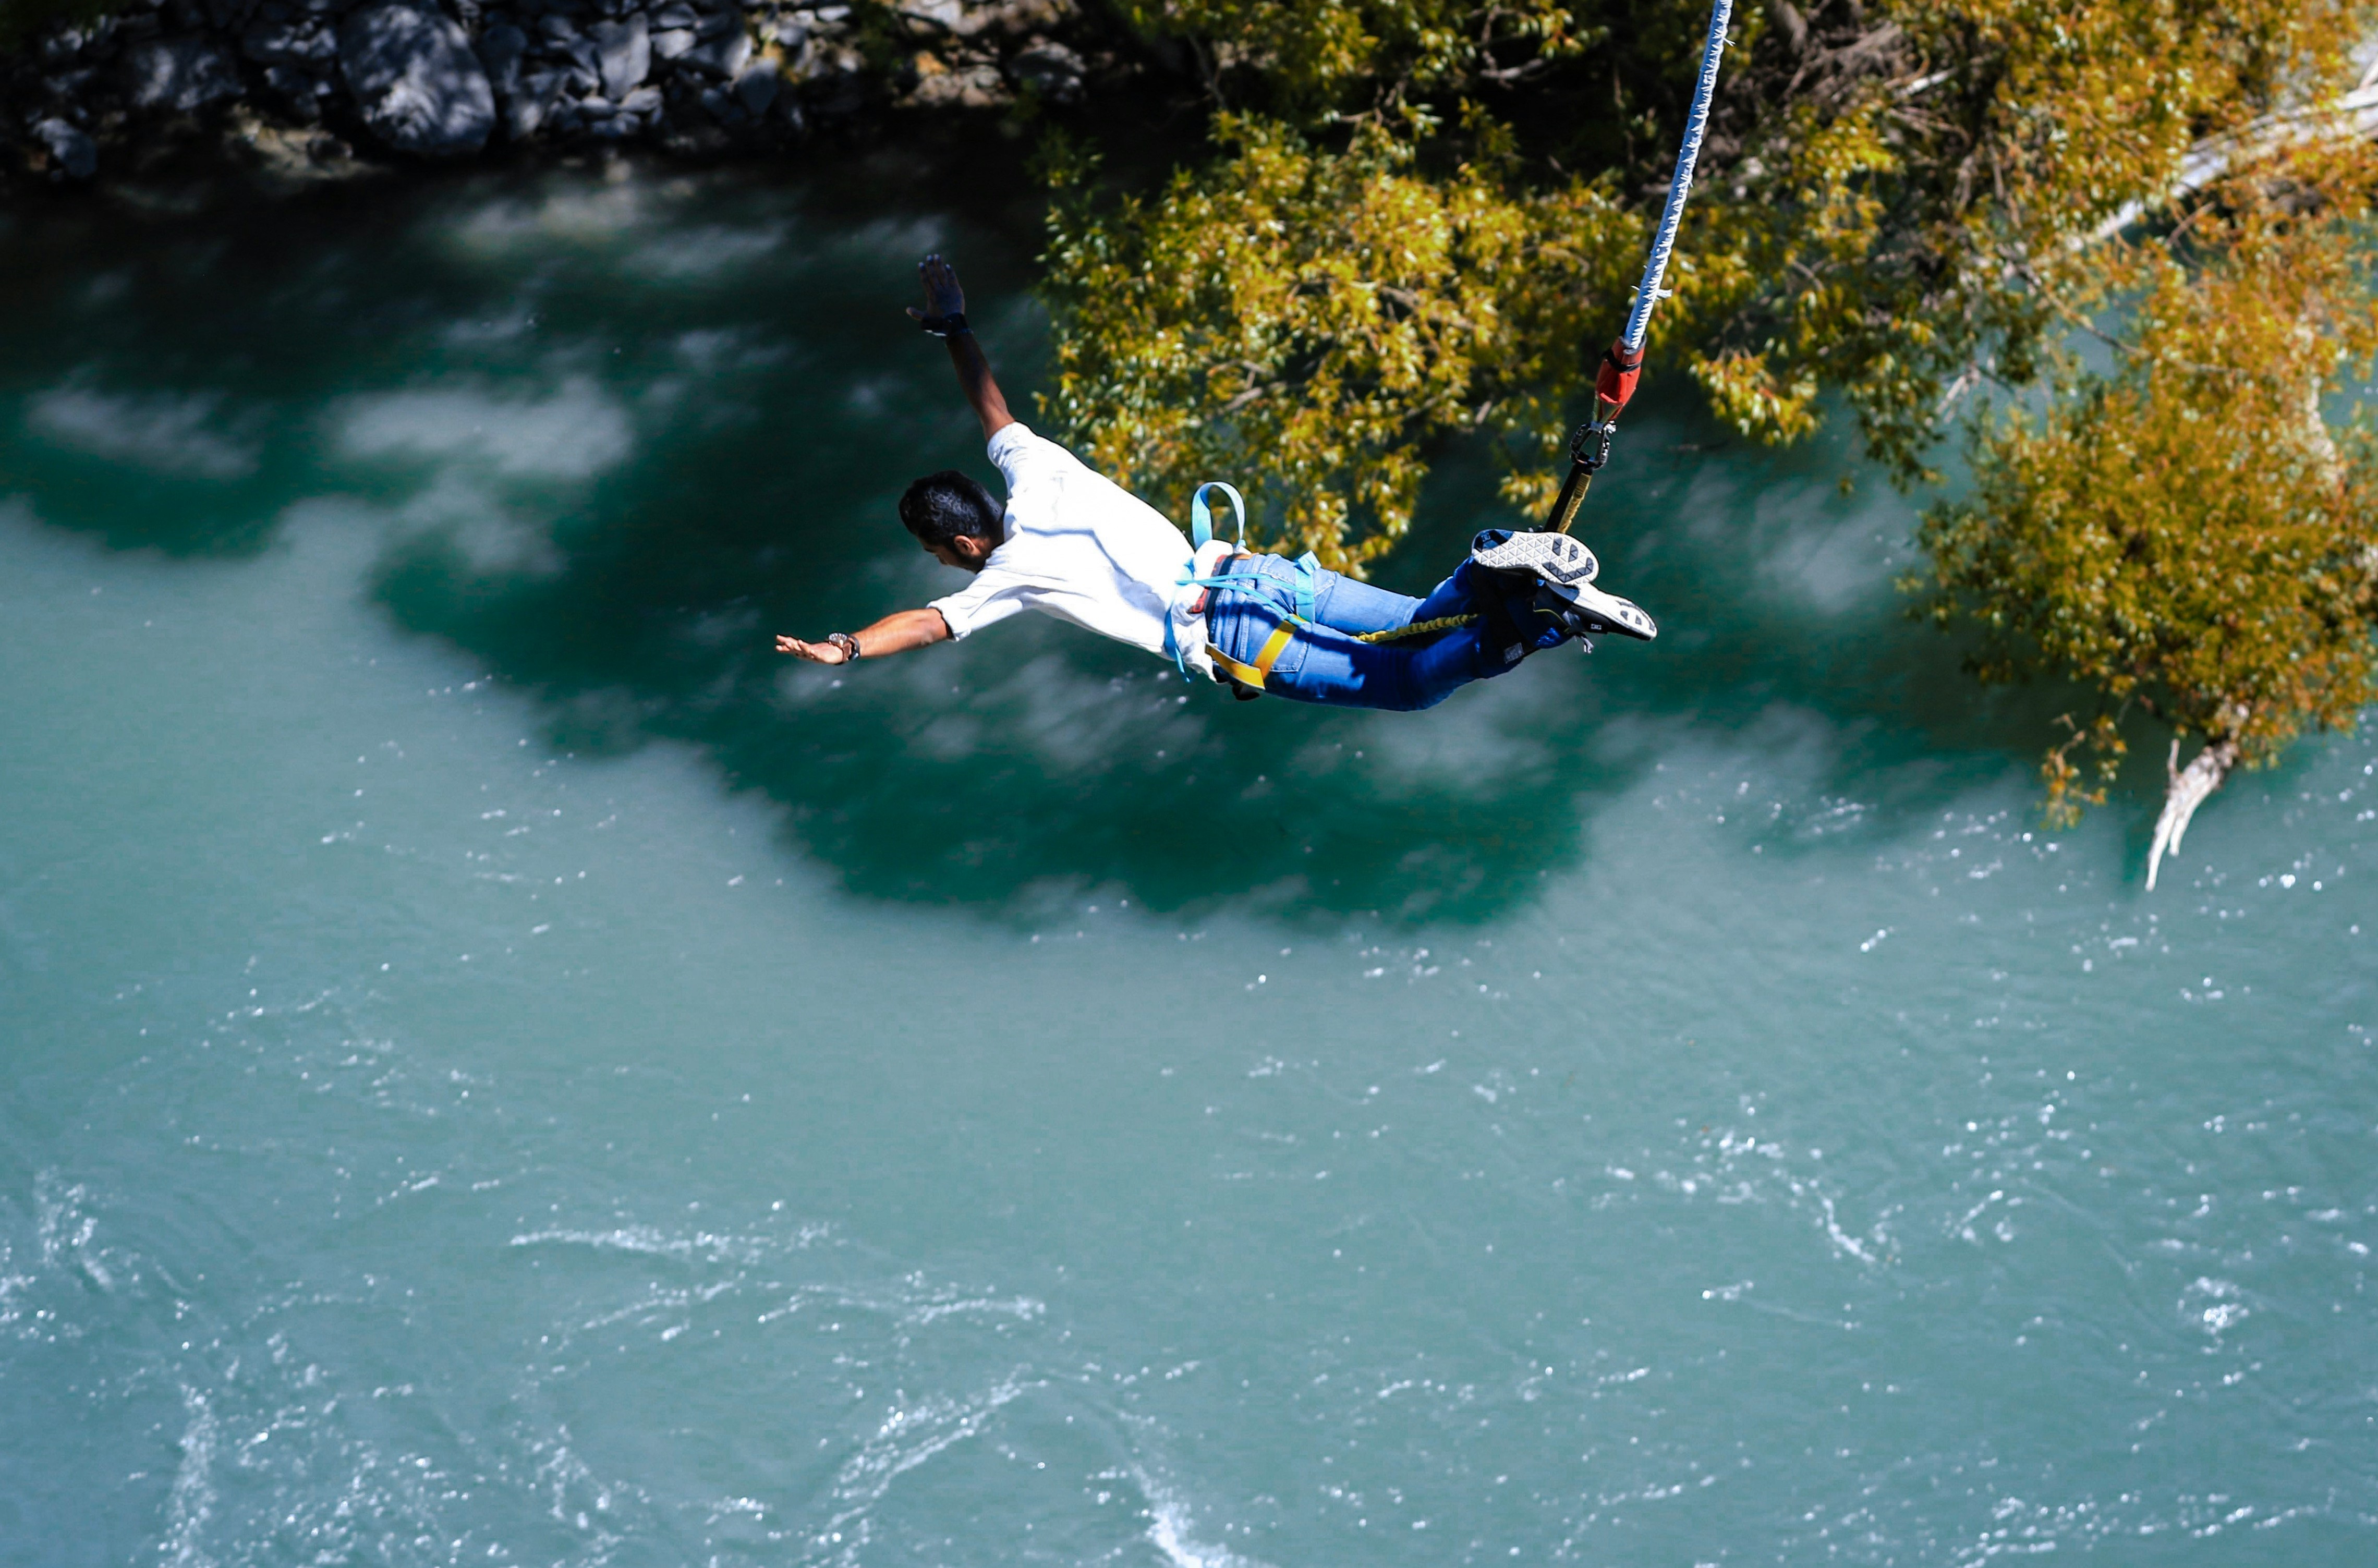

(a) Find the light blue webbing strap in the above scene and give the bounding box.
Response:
[1167,481,1249,679]
[1288,551,1319,623]
[1200,552,1323,692]
[1165,482,1323,688]
[1190,481,1245,550]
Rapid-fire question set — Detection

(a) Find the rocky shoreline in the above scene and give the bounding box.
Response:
[6,0,1107,186]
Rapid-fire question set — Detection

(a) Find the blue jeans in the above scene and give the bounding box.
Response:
[1203,555,1564,711]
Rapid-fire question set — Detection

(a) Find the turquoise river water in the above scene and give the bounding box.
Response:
[2,160,2374,1566]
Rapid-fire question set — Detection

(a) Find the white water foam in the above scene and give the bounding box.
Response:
[814,1376,1035,1565]
[1137,1472,1274,1568]
[506,1225,780,1266]
[162,1387,219,1568]
[751,1277,1040,1330]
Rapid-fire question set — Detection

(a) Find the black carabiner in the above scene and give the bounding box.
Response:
[1570,420,1615,474]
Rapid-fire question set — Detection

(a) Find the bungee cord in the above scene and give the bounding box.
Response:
[1352,0,1738,645]
[1547,0,1736,536]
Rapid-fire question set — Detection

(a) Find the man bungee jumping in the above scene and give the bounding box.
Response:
[774,255,1656,709]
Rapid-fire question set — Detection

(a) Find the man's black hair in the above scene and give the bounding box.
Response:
[900,471,1003,548]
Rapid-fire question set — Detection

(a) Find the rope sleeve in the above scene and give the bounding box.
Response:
[1596,339,1646,416]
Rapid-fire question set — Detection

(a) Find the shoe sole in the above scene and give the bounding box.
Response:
[1540,580,1657,641]
[1471,528,1598,586]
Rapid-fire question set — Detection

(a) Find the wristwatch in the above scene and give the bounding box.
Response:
[918,311,969,337]
[826,632,862,663]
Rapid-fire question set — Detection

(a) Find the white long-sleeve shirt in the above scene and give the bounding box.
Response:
[928,423,1224,678]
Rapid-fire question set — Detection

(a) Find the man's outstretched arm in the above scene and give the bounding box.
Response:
[908,253,1015,441]
[775,257,1011,668]
[777,608,950,665]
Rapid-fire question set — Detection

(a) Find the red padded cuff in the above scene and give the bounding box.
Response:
[1595,339,1644,414]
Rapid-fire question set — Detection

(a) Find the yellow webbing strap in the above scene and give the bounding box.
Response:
[1252,621,1297,676]
[1209,648,1267,690]
[1211,619,1300,692]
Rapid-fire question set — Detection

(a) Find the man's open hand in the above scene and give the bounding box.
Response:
[774,634,847,664]
[905,253,967,324]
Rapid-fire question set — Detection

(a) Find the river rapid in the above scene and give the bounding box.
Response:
[2,161,2374,1566]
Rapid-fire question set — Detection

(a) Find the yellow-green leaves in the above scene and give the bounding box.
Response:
[1115,0,1591,111]
[1919,167,2378,822]
[1041,0,2378,835]
[1701,0,2375,485]
[1041,115,1638,571]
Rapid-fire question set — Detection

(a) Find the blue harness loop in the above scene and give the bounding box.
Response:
[1163,480,1322,687]
[1191,481,1244,551]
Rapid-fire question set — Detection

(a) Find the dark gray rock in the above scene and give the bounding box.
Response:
[338,1,497,155]
[505,66,568,136]
[800,47,864,115]
[907,56,1003,107]
[262,60,328,114]
[649,2,695,26]
[732,56,775,114]
[475,20,528,94]
[560,38,602,76]
[650,26,694,59]
[616,83,661,112]
[125,37,244,112]
[894,0,959,31]
[591,14,647,97]
[675,26,747,77]
[32,117,100,180]
[1006,37,1081,102]
[242,18,337,64]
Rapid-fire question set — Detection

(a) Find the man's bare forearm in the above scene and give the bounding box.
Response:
[852,607,953,658]
[948,330,1015,441]
[911,254,1015,441]
[776,607,951,665]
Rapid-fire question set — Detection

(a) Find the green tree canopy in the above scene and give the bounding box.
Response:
[1042,0,2378,867]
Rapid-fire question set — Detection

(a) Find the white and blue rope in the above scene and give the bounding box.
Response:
[1619,0,1736,354]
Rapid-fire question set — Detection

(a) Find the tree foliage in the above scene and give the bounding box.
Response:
[1695,0,2374,477]
[1042,0,2378,844]
[1918,150,2378,820]
[1042,115,1639,568]
[1113,0,1598,109]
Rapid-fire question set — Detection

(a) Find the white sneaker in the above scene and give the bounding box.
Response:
[1471,528,1597,586]
[1536,580,1657,641]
